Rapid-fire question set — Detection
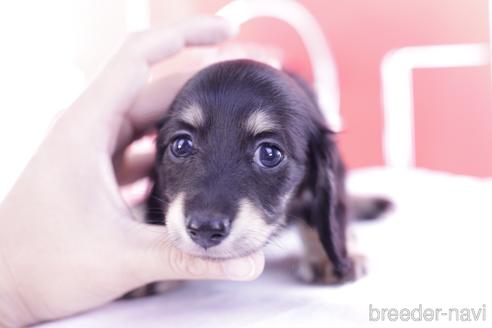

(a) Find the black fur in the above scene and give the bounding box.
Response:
[146,59,385,283]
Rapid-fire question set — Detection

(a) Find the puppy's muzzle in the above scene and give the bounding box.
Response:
[186,214,231,249]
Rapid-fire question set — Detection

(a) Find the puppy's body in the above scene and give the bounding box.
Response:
[144,59,389,286]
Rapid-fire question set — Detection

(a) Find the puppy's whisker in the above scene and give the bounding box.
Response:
[126,59,381,292]
[150,195,167,205]
[266,234,287,251]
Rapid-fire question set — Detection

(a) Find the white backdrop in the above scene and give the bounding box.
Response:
[0,0,129,200]
[1,2,492,327]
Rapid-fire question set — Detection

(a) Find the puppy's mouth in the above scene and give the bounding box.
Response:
[164,193,281,260]
[168,236,266,261]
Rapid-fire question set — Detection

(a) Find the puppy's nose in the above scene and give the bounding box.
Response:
[186,216,231,249]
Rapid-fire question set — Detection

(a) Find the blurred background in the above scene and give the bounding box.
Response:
[2,2,491,327]
[1,0,491,202]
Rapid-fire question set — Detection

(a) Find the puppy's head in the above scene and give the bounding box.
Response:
[154,60,327,259]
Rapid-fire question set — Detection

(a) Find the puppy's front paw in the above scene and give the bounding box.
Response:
[297,254,366,285]
[123,281,183,299]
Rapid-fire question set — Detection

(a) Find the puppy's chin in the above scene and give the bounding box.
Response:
[167,228,276,260]
[172,239,262,260]
[164,193,283,259]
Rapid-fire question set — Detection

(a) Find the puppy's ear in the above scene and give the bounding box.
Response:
[305,124,354,281]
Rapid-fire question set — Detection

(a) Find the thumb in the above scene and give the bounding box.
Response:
[132,224,265,283]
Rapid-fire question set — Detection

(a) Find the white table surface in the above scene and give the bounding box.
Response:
[37,168,492,328]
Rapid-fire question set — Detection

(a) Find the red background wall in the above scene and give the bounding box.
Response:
[150,0,492,177]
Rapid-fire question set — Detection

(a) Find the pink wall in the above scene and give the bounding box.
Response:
[151,0,492,177]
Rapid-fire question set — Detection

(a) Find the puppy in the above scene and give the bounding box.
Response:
[145,59,389,286]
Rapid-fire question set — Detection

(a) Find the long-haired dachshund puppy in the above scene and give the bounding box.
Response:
[144,59,389,287]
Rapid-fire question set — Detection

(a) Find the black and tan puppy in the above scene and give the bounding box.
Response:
[146,59,389,285]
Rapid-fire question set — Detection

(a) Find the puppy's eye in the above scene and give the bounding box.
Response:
[171,135,193,157]
[254,143,284,168]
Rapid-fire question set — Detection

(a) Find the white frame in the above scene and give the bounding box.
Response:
[124,0,491,169]
[217,0,342,131]
[381,44,489,168]
[380,0,492,169]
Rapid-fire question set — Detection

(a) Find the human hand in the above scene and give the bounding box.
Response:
[0,16,264,327]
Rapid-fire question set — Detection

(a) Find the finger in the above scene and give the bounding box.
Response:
[120,177,153,208]
[115,71,193,149]
[115,136,156,185]
[127,46,246,135]
[88,16,234,113]
[66,16,235,150]
[116,151,154,185]
[161,247,265,282]
[115,51,222,150]
[132,15,237,65]
[129,224,265,283]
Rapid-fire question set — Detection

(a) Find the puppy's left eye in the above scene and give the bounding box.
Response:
[171,135,193,157]
[254,143,284,168]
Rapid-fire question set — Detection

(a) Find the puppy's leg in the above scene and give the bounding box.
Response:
[123,281,183,299]
[296,221,366,285]
[122,283,158,299]
[348,195,392,221]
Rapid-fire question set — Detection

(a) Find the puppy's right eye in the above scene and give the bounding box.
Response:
[171,135,193,157]
[254,143,284,168]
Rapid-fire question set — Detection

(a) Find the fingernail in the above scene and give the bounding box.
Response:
[223,256,256,279]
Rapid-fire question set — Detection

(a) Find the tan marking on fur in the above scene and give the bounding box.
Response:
[245,110,279,135]
[296,221,366,284]
[165,194,278,259]
[298,222,332,265]
[165,193,189,244]
[226,198,278,248]
[178,104,205,128]
[346,228,362,255]
[280,190,294,211]
[277,190,295,225]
